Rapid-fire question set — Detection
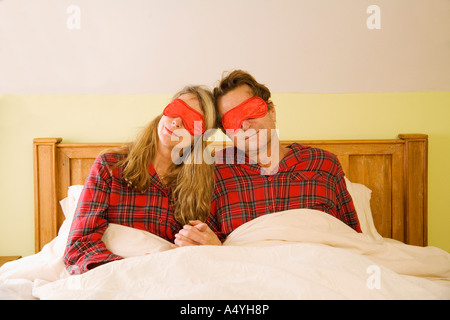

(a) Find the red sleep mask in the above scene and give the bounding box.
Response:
[221,96,268,131]
[163,99,205,136]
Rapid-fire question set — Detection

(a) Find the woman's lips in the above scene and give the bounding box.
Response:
[165,126,179,137]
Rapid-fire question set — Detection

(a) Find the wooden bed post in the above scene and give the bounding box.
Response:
[399,134,428,246]
[33,138,62,253]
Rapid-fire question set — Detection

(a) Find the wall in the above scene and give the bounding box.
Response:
[0,0,449,94]
[0,0,449,255]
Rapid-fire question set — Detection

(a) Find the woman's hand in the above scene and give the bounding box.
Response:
[173,220,222,247]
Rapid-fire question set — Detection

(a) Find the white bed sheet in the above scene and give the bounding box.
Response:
[2,208,449,300]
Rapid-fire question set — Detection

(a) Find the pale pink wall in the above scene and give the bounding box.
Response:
[0,0,449,94]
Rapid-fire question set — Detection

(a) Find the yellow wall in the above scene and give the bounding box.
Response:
[0,92,449,256]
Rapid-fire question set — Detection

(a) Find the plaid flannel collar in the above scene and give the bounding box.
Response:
[215,143,306,174]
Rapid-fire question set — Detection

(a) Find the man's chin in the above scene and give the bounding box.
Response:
[235,139,268,157]
[231,129,275,155]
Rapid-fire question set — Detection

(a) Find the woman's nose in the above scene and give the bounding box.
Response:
[171,117,183,128]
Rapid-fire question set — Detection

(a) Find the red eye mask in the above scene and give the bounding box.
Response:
[163,99,205,136]
[222,96,268,131]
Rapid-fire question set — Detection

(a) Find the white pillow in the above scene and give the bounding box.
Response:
[57,185,84,241]
[344,177,382,240]
[61,185,84,219]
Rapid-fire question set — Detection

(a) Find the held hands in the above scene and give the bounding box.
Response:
[173,220,222,248]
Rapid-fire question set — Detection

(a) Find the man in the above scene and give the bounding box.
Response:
[173,70,361,247]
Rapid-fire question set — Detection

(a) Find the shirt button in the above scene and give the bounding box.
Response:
[268,204,273,211]
[159,218,163,223]
[267,176,273,181]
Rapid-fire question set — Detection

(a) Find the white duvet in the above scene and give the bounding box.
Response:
[1,208,449,300]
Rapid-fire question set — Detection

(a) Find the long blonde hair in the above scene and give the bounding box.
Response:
[110,86,216,225]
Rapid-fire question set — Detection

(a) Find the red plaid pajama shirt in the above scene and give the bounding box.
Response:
[64,153,183,274]
[206,143,362,241]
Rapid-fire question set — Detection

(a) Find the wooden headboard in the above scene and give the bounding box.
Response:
[33,134,428,252]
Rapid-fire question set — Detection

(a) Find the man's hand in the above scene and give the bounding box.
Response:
[173,220,222,247]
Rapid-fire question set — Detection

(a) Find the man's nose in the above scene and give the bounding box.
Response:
[241,119,251,131]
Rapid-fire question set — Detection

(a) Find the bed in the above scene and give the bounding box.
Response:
[1,134,449,300]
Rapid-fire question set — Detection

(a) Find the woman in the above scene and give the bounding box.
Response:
[64,86,216,274]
